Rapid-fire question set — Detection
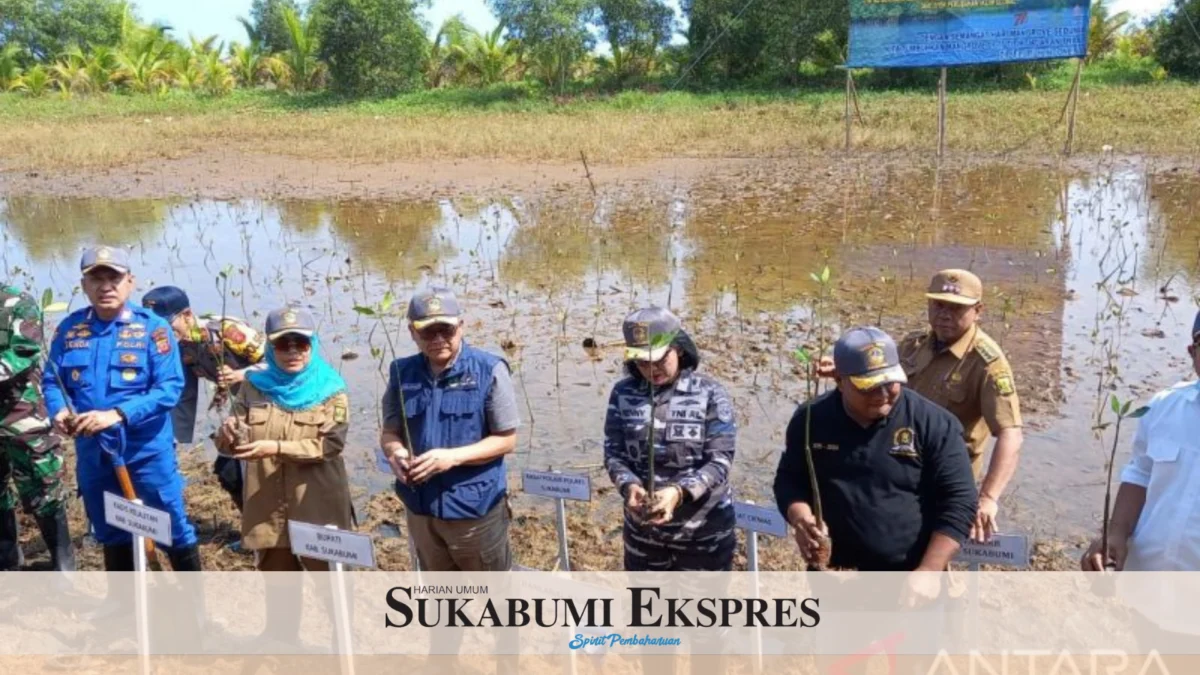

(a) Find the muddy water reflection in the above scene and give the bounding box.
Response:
[3,161,1199,549]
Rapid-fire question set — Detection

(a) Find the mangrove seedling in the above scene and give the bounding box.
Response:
[209,264,235,412]
[643,329,676,511]
[1096,395,1148,570]
[354,291,415,466]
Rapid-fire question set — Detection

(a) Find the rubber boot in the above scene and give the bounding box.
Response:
[36,509,76,572]
[0,508,24,570]
[103,543,135,571]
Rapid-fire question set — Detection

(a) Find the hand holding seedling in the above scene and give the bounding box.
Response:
[1082,536,1128,572]
[408,448,458,484]
[216,365,246,388]
[643,485,684,526]
[383,442,412,484]
[624,484,650,523]
[789,508,830,564]
[233,440,280,460]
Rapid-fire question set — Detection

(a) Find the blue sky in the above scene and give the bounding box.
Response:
[136,0,1177,50]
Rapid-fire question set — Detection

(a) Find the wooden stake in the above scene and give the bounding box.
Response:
[844,68,852,153]
[1064,59,1084,156]
[937,67,948,158]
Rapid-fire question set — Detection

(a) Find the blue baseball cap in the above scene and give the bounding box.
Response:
[265,306,316,341]
[80,246,130,275]
[407,287,462,330]
[833,326,908,391]
[142,286,190,320]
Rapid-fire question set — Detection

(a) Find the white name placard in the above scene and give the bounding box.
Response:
[288,521,377,569]
[735,501,788,538]
[103,492,173,546]
[522,470,591,502]
[957,533,1030,568]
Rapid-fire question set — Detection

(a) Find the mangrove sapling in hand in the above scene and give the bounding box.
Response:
[1095,395,1148,571]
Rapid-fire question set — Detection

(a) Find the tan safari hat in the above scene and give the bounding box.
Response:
[925,269,983,306]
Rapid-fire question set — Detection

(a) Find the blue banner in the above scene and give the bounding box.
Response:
[848,0,1091,68]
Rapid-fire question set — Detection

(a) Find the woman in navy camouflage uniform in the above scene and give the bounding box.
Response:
[604,306,738,571]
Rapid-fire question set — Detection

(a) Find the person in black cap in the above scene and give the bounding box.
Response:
[604,306,738,571]
[142,285,265,513]
[773,326,976,595]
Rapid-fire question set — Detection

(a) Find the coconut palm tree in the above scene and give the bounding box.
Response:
[0,44,23,90]
[1088,0,1131,62]
[10,65,51,96]
[429,14,471,87]
[229,41,271,87]
[274,6,323,91]
[455,24,520,85]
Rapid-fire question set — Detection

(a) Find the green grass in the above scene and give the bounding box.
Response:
[1,76,1197,170]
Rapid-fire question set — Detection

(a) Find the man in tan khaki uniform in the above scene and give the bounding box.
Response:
[898,269,1023,543]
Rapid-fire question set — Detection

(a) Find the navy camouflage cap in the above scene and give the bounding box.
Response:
[265,306,315,341]
[622,306,680,362]
[407,287,462,330]
[80,246,130,275]
[142,286,190,320]
[833,326,908,391]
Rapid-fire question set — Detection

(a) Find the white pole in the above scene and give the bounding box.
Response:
[132,499,150,675]
[325,524,356,675]
[555,497,571,572]
[746,501,762,673]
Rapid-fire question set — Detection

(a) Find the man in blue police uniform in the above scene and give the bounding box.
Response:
[774,327,976,599]
[43,246,201,571]
[379,287,521,571]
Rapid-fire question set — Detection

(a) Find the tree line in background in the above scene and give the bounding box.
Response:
[0,0,1198,99]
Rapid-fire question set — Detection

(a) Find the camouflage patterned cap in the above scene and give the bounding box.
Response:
[622,306,680,362]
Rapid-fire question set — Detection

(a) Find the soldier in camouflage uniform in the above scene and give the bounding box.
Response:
[604,307,738,571]
[142,286,265,512]
[0,285,74,571]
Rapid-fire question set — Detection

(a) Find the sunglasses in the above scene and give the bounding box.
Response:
[417,323,458,340]
[273,336,312,353]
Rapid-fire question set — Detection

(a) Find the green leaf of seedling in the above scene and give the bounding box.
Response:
[809,273,821,284]
[352,306,376,316]
[649,331,675,350]
[1120,400,1132,416]
[1127,405,1150,419]
[43,302,69,314]
[219,264,234,279]
[381,291,394,313]
[793,347,811,364]
[1110,395,1120,415]
[40,288,53,310]
[820,266,830,284]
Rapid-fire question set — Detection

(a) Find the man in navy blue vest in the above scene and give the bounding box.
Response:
[380,287,520,571]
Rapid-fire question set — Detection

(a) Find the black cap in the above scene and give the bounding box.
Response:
[142,286,190,320]
[832,326,908,391]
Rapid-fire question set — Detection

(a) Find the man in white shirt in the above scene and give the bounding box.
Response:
[1082,311,1200,649]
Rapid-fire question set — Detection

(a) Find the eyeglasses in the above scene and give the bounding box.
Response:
[273,337,312,353]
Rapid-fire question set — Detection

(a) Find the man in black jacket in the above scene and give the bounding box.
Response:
[775,326,977,601]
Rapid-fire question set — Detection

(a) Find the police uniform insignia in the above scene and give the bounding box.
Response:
[120,353,138,364]
[152,327,171,355]
[122,369,137,382]
[333,403,347,424]
[71,369,80,382]
[894,427,914,447]
[994,373,1015,397]
[631,322,649,345]
[425,296,443,314]
[865,344,886,369]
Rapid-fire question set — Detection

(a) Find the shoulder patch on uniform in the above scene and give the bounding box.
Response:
[152,327,171,355]
[994,373,1016,397]
[333,400,348,424]
[974,338,1001,364]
